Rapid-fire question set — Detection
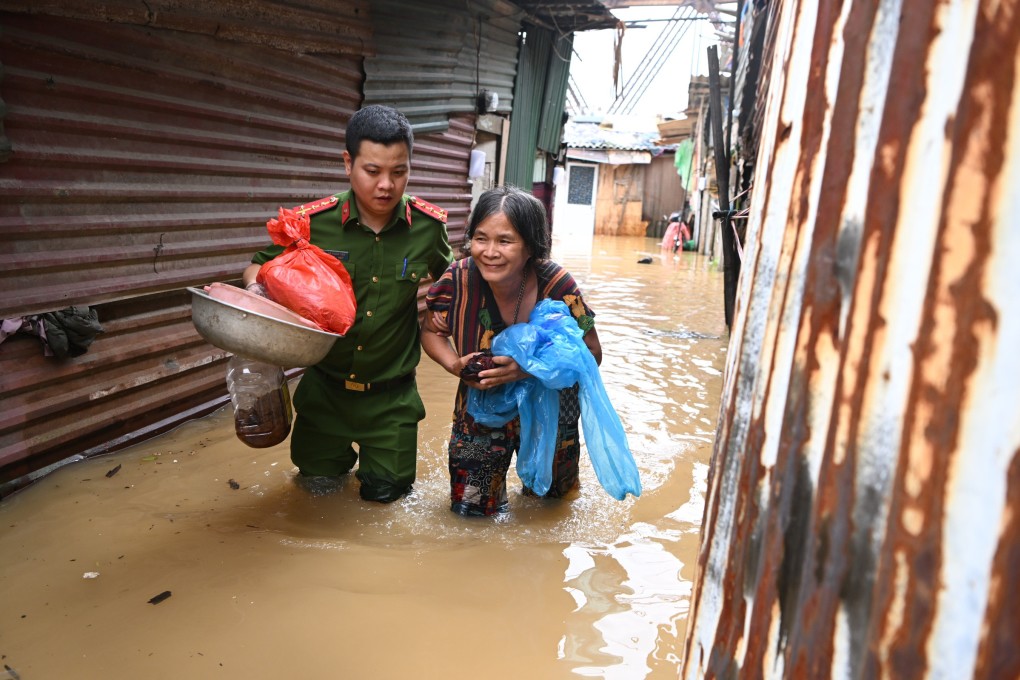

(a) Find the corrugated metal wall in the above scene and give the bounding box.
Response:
[0,7,368,319]
[0,5,475,485]
[536,32,574,154]
[363,0,523,133]
[412,112,476,250]
[505,24,552,189]
[683,1,1020,678]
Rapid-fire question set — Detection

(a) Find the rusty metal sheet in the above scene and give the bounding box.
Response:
[0,10,365,319]
[0,6,475,486]
[0,0,372,55]
[363,0,523,132]
[683,0,1020,677]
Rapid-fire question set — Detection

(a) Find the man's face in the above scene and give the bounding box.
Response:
[343,140,410,229]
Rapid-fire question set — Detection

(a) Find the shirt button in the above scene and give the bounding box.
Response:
[411,272,418,280]
[372,276,379,283]
[375,236,381,242]
[349,373,356,380]
[366,310,373,317]
[357,345,363,351]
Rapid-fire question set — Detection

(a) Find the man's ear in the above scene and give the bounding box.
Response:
[342,150,353,175]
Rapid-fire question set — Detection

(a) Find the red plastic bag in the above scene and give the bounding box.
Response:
[256,207,356,335]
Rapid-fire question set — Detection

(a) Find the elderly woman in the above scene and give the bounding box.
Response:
[421,185,602,516]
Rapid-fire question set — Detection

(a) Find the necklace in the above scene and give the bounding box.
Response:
[511,262,529,325]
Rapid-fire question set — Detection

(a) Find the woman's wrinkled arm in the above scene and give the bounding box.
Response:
[584,327,603,366]
[421,310,466,376]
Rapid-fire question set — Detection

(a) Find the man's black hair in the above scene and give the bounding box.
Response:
[345,105,414,159]
[465,185,551,260]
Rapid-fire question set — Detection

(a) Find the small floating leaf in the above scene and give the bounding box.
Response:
[105,464,122,478]
[148,590,172,605]
[228,479,240,490]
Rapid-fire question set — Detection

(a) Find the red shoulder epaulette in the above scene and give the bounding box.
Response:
[292,195,340,217]
[409,195,448,224]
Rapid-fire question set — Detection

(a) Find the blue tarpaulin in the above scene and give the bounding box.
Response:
[468,299,641,500]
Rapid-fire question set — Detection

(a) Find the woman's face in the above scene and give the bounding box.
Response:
[469,211,530,286]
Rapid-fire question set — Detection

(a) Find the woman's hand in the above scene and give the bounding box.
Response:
[472,354,528,390]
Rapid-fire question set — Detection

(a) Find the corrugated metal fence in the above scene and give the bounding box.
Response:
[683,0,1020,677]
[363,0,522,133]
[506,25,569,189]
[0,5,475,485]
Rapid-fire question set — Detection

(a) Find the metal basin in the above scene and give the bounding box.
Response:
[188,285,342,368]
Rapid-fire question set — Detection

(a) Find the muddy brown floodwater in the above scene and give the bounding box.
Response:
[0,235,727,680]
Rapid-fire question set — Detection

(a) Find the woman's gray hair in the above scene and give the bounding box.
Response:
[464,185,551,260]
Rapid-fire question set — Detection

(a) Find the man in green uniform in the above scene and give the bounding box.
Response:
[242,105,453,502]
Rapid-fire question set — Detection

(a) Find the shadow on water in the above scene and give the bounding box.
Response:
[0,236,727,679]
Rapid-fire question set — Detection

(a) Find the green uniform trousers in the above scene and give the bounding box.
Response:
[291,366,425,502]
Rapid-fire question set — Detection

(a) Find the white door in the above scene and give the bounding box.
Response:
[552,161,598,252]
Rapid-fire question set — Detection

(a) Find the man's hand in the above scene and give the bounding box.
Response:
[423,309,451,338]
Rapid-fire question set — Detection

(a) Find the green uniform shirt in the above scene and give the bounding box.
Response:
[252,189,453,384]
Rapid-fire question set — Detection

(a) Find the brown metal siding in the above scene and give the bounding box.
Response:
[683,1,1020,677]
[410,112,475,251]
[0,6,474,485]
[0,10,368,319]
[0,290,229,481]
[642,151,685,230]
[363,0,522,133]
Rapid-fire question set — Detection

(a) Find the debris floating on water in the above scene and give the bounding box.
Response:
[105,464,121,478]
[148,590,172,605]
[228,479,240,490]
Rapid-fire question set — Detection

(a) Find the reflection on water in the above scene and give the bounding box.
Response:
[0,236,726,679]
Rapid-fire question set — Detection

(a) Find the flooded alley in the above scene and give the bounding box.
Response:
[0,235,727,679]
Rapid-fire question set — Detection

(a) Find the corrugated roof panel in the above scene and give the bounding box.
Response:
[512,0,619,31]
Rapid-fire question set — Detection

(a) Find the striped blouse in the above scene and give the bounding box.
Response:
[425,257,594,355]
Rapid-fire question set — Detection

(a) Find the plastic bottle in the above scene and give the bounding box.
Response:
[225,356,293,448]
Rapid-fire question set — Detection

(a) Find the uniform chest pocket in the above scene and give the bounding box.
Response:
[395,261,428,284]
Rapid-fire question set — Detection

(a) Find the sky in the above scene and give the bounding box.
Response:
[568,4,726,125]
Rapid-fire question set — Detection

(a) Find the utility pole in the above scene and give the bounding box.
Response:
[708,44,739,331]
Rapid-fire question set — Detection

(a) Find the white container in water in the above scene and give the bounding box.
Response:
[225,356,293,448]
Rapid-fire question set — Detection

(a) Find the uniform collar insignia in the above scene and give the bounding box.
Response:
[409,195,448,224]
[292,194,339,217]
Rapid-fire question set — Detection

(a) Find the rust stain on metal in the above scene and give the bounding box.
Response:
[974,447,1020,678]
[0,7,474,484]
[684,0,1020,677]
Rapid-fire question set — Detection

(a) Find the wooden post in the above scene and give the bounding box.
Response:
[708,44,739,330]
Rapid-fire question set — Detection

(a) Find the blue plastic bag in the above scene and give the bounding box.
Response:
[467,299,641,500]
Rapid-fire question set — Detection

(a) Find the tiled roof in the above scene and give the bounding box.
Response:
[562,120,676,152]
